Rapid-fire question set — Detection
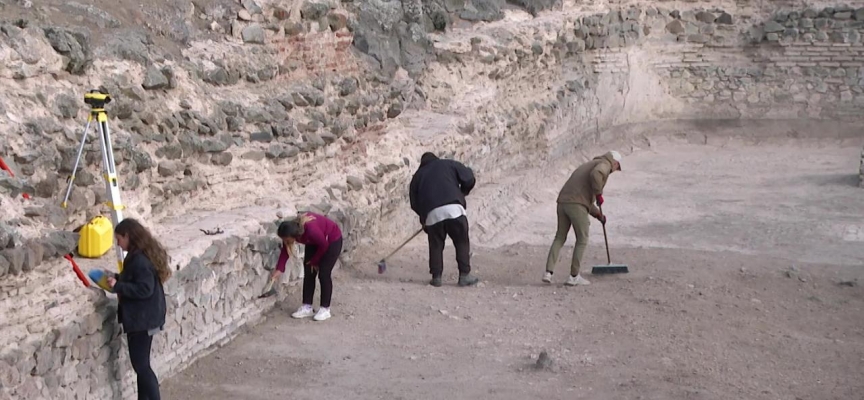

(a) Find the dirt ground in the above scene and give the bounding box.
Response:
[162,139,864,400]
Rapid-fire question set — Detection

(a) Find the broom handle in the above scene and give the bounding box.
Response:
[382,228,423,261]
[599,204,611,264]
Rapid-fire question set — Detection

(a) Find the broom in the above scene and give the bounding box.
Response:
[591,204,629,275]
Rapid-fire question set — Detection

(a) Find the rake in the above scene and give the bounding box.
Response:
[377,228,423,274]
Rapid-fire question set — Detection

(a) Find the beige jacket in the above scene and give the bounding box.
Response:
[556,152,616,217]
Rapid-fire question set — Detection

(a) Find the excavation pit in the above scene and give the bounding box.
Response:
[162,134,864,400]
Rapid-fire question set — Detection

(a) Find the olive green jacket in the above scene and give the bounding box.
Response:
[556,152,616,217]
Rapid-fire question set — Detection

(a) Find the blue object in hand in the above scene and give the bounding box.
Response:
[88,269,113,292]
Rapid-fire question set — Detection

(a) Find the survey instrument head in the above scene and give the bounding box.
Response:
[84,90,112,108]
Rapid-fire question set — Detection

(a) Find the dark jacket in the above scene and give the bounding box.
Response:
[114,250,167,334]
[409,154,476,223]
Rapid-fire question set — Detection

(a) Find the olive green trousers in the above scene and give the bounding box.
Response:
[545,202,590,277]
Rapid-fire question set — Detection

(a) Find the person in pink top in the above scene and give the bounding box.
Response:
[260,212,343,321]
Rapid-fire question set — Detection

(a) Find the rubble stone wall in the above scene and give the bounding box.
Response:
[0,213,291,399]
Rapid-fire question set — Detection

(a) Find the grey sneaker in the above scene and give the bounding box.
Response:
[458,274,479,287]
[430,276,443,287]
[565,275,591,286]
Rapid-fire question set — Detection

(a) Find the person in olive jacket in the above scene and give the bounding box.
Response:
[106,218,170,400]
[544,151,622,286]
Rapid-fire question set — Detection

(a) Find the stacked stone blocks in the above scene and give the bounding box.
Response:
[0,231,287,399]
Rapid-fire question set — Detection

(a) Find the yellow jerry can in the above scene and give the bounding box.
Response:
[78,216,114,258]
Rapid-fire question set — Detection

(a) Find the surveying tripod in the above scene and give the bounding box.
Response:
[61,90,127,272]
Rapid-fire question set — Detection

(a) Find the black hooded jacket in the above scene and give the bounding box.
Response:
[113,250,167,334]
[409,153,476,223]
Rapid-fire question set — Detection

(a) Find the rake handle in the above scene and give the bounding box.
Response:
[381,228,423,261]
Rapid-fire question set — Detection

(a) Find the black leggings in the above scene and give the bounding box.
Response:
[303,238,343,308]
[127,331,160,400]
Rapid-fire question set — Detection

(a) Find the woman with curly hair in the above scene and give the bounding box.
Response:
[106,218,170,400]
[261,212,343,321]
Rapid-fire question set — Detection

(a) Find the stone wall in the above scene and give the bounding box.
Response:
[539,4,864,123]
[0,211,296,399]
[415,3,864,167]
[0,229,79,279]
[3,2,863,257]
[664,7,859,121]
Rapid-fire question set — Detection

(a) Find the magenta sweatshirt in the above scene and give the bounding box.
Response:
[275,213,342,272]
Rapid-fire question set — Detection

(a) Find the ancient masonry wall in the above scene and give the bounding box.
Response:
[415,4,864,246]
[0,216,288,399]
[567,6,864,122]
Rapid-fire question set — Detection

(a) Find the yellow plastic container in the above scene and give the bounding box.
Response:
[78,216,114,258]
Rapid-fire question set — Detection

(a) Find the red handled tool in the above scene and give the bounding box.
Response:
[64,253,91,288]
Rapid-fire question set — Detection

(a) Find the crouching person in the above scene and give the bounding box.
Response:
[262,212,343,321]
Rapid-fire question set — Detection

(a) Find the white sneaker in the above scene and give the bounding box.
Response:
[313,307,331,321]
[542,272,553,283]
[291,304,315,319]
[565,275,591,286]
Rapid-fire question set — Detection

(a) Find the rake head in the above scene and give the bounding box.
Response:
[377,259,387,274]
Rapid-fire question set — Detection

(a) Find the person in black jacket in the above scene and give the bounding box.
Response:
[105,218,170,400]
[409,152,479,287]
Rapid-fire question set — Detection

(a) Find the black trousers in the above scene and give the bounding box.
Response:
[425,215,471,277]
[303,238,343,308]
[127,331,160,400]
